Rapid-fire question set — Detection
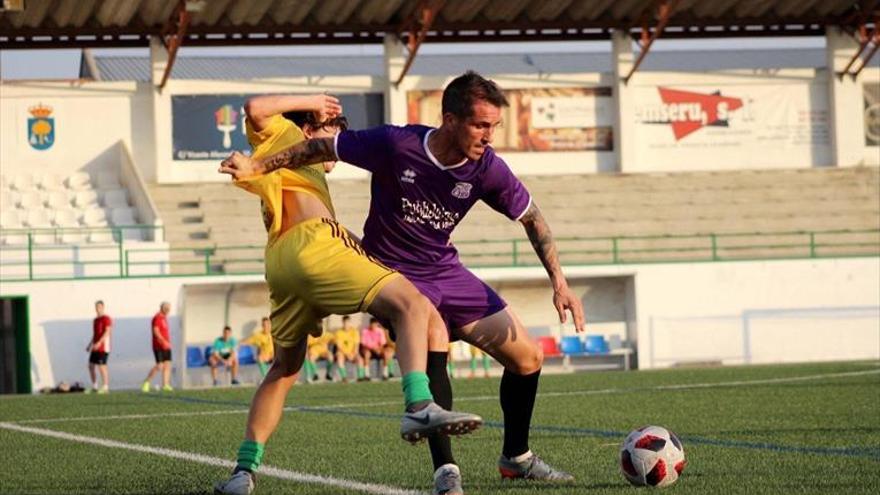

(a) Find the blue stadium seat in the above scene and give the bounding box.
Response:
[584,335,609,354]
[186,346,206,368]
[204,346,213,363]
[559,335,584,355]
[238,345,256,365]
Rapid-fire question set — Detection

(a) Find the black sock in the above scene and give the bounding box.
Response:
[427,351,456,469]
[500,367,541,459]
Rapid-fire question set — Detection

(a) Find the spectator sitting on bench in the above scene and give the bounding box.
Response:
[359,318,387,381]
[333,315,362,382]
[209,326,240,386]
[242,317,274,379]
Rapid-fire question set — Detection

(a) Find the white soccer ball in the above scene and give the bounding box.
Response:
[620,425,686,487]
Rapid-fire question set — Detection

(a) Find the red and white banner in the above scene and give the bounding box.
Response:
[632,82,831,171]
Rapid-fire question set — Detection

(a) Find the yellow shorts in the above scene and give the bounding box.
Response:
[266,218,400,348]
[308,344,332,359]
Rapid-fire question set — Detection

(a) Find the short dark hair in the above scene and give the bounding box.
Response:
[223,326,231,332]
[262,317,270,323]
[441,71,508,119]
[369,317,379,325]
[95,300,104,306]
[342,315,350,321]
[282,111,349,133]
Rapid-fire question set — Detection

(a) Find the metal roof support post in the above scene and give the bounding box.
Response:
[157,0,192,91]
[826,26,867,167]
[839,24,874,76]
[623,0,679,84]
[393,0,446,88]
[852,26,880,77]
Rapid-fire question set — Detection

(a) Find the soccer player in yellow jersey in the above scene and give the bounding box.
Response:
[214,94,482,495]
[305,331,335,382]
[241,317,274,378]
[333,315,364,381]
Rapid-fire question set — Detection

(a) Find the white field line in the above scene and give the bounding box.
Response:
[0,422,425,495]
[9,369,880,424]
[351,368,880,409]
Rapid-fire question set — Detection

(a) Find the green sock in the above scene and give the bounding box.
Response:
[338,365,347,379]
[447,361,455,378]
[386,362,395,376]
[258,361,269,377]
[357,366,366,379]
[482,355,491,371]
[325,361,333,376]
[401,371,433,409]
[236,440,264,472]
[303,361,314,377]
[470,357,477,373]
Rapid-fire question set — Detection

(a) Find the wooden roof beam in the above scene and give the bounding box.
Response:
[394,0,445,88]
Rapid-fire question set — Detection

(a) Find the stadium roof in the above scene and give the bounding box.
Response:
[85,48,844,82]
[1,0,875,50]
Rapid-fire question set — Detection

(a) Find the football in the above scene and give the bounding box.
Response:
[620,425,686,487]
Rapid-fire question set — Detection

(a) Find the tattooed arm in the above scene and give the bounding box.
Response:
[219,137,337,180]
[520,201,586,332]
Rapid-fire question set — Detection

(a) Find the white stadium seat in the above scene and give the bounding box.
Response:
[37,173,65,191]
[17,191,43,209]
[88,230,115,243]
[52,209,80,227]
[0,191,18,210]
[25,209,55,244]
[97,171,120,189]
[73,190,99,208]
[44,190,73,209]
[11,174,35,191]
[53,209,84,243]
[65,172,92,190]
[0,210,23,229]
[0,210,27,245]
[82,207,109,227]
[102,189,129,208]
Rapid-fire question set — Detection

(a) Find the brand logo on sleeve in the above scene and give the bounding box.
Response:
[401,169,417,184]
[451,182,472,199]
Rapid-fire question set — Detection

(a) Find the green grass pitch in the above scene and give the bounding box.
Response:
[1,361,878,494]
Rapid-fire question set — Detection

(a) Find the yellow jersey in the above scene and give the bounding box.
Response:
[333,326,360,356]
[234,115,336,245]
[308,332,335,350]
[242,331,274,362]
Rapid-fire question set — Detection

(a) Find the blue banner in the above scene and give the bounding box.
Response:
[172,93,383,161]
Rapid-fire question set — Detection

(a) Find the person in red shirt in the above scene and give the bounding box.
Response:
[86,300,112,394]
[142,301,173,392]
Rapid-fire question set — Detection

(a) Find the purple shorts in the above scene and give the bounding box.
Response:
[401,263,507,331]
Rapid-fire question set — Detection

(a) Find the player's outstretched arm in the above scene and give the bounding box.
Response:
[244,94,341,132]
[219,137,337,180]
[519,202,586,332]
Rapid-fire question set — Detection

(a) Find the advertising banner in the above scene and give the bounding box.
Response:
[407,87,613,152]
[632,82,831,169]
[172,93,383,160]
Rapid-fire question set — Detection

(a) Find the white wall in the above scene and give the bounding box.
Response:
[0,273,262,391]
[3,256,877,392]
[0,80,149,179]
[473,256,880,369]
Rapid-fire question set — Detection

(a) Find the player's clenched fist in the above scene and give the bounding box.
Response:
[219,151,262,180]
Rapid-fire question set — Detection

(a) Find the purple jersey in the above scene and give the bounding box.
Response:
[335,125,531,272]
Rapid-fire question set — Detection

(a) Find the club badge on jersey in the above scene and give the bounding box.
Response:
[451,182,472,199]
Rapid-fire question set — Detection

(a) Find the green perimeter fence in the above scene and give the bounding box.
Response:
[1,226,878,282]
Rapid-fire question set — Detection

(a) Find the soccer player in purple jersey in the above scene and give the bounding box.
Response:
[220,71,586,495]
